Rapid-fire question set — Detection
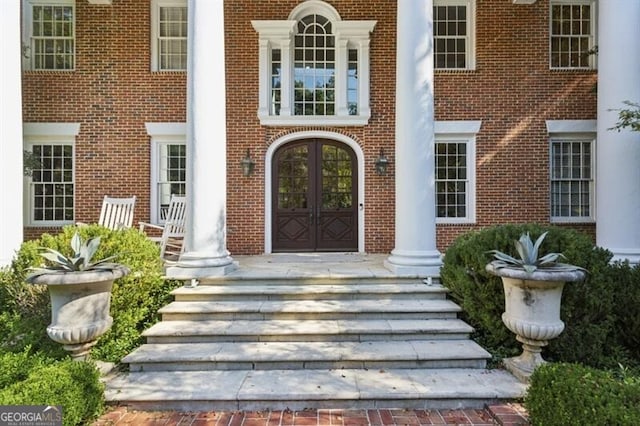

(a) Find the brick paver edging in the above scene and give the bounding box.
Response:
[93,404,529,426]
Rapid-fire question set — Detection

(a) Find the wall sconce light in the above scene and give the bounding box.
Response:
[374,148,389,176]
[240,148,255,177]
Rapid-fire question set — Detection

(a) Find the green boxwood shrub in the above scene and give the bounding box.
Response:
[526,363,640,426]
[440,223,632,368]
[0,354,104,426]
[1,224,181,361]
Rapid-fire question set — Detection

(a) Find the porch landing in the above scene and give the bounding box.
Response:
[103,253,527,411]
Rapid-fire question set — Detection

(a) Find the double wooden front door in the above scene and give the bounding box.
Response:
[272,139,358,252]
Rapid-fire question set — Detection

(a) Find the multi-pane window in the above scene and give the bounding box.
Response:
[277,145,309,209]
[294,15,336,116]
[152,0,187,71]
[347,49,358,116]
[550,1,596,69]
[550,138,594,221]
[271,49,282,115]
[252,1,375,125]
[433,0,475,70]
[433,121,479,224]
[322,144,353,209]
[29,143,74,223]
[24,1,75,70]
[436,141,468,219]
[157,143,186,221]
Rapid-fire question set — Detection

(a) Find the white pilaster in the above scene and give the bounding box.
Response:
[165,0,236,278]
[385,0,442,277]
[0,0,24,267]
[596,0,640,265]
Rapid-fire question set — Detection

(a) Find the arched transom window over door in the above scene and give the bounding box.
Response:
[272,139,358,252]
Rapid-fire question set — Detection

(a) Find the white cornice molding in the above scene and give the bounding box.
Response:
[23,123,81,136]
[145,122,186,136]
[87,0,112,4]
[435,120,482,135]
[546,120,597,134]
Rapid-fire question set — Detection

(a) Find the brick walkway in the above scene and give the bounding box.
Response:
[93,404,529,426]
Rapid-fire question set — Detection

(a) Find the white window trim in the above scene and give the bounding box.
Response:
[22,0,76,71]
[549,0,598,70]
[145,122,186,223]
[546,120,596,223]
[433,0,476,71]
[23,122,80,226]
[435,120,480,224]
[252,1,376,126]
[150,0,187,72]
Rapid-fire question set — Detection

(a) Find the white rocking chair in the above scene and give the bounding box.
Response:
[78,195,136,230]
[139,195,186,260]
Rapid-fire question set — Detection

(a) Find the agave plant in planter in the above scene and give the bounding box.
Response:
[27,232,130,360]
[485,232,586,382]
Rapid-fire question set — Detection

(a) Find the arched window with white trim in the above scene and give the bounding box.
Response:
[252,0,375,126]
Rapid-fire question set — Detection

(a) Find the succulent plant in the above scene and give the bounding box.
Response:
[29,232,119,276]
[489,232,580,274]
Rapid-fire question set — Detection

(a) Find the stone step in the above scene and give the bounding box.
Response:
[104,368,527,412]
[197,276,440,286]
[142,318,474,343]
[123,340,491,372]
[171,282,448,302]
[158,299,462,321]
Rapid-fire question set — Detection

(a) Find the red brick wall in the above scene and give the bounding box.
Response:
[434,0,597,249]
[224,0,398,254]
[22,0,186,240]
[23,0,597,253]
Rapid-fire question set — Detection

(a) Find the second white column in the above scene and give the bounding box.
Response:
[385,0,442,277]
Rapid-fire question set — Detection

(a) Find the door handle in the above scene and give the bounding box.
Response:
[309,206,314,225]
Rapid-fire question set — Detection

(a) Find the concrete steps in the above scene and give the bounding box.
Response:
[107,274,526,410]
[156,299,462,321]
[104,368,526,412]
[142,318,474,343]
[124,340,490,371]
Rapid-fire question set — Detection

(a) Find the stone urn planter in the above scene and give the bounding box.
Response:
[486,232,586,382]
[486,263,585,382]
[27,232,130,360]
[27,266,129,360]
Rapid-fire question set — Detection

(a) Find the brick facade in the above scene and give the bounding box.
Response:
[22,0,597,253]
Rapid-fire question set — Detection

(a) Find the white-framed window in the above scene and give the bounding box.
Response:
[435,121,480,224]
[547,120,596,223]
[151,0,187,72]
[252,0,376,126]
[549,0,597,70]
[433,0,476,70]
[22,0,75,71]
[23,123,80,226]
[146,123,186,223]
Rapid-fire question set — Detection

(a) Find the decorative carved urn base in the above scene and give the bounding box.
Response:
[486,263,585,382]
[28,266,129,360]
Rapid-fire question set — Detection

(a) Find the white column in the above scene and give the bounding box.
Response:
[385,0,442,277]
[0,1,24,267]
[166,0,236,278]
[596,1,640,265]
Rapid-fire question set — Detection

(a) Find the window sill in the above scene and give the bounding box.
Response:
[550,217,596,224]
[26,221,73,227]
[258,115,371,127]
[436,218,476,225]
